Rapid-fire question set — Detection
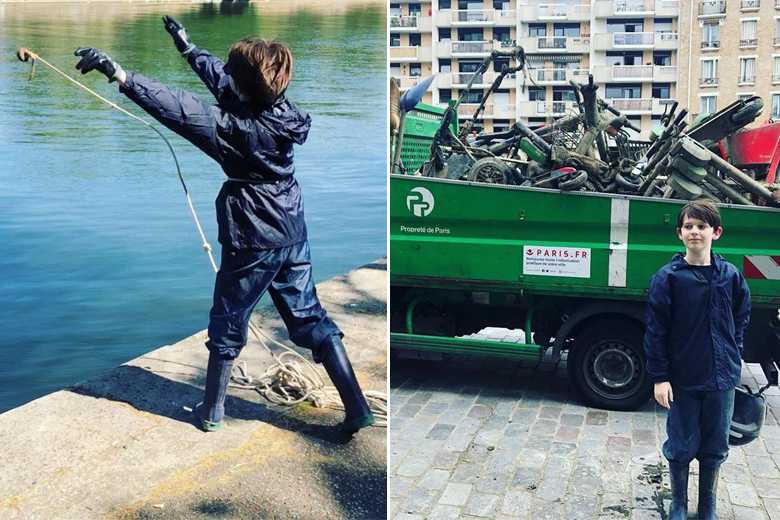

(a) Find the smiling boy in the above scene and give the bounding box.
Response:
[644,199,751,520]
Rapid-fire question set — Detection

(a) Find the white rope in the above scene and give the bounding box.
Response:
[21,49,386,427]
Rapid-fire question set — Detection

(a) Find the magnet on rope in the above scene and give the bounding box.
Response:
[16,47,33,62]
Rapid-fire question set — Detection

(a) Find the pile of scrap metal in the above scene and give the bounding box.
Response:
[410,54,780,207]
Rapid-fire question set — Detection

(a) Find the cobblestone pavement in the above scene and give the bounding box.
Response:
[389,328,780,520]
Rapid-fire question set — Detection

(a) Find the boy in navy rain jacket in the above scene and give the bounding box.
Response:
[644,199,750,520]
[73,16,374,435]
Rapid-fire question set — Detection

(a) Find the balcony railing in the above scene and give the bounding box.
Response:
[701,40,720,49]
[698,0,727,15]
[452,41,494,54]
[700,76,719,86]
[390,15,418,28]
[538,4,570,17]
[389,46,421,59]
[459,103,494,117]
[614,0,655,12]
[452,72,496,84]
[773,73,780,82]
[538,36,569,49]
[609,98,653,112]
[614,32,655,45]
[739,75,756,84]
[452,9,495,23]
[396,76,429,89]
[741,0,760,8]
[740,38,758,48]
[612,65,655,79]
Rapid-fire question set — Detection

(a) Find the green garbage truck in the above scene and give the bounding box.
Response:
[390,104,780,411]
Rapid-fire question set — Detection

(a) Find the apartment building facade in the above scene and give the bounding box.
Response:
[679,0,780,122]
[390,0,681,136]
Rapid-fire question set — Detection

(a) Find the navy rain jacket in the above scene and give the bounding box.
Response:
[119,47,311,250]
[643,252,751,391]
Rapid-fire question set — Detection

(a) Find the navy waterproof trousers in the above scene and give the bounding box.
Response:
[206,240,341,361]
[663,387,735,468]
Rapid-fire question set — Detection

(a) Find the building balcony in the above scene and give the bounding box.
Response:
[517,36,590,53]
[740,38,758,48]
[652,98,676,114]
[592,65,677,82]
[451,9,496,25]
[529,67,590,85]
[701,40,720,50]
[389,15,433,32]
[608,97,653,114]
[451,40,495,57]
[452,71,500,87]
[698,0,727,17]
[700,76,719,87]
[389,45,433,62]
[740,0,760,10]
[592,31,678,50]
[396,76,433,91]
[593,0,679,16]
[519,100,578,117]
[459,103,494,118]
[519,3,591,21]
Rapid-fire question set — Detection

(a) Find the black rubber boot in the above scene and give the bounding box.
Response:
[320,335,375,434]
[194,351,234,432]
[698,464,721,520]
[668,461,689,520]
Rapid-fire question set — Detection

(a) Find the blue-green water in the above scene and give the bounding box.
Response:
[0,2,386,413]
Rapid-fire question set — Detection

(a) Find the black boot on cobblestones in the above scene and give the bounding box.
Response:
[668,461,689,520]
[698,464,720,520]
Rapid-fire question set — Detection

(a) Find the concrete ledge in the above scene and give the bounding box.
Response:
[0,259,387,520]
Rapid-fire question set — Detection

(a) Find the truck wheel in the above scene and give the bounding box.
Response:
[568,321,652,411]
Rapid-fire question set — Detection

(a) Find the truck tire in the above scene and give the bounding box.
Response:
[467,157,512,185]
[567,320,652,411]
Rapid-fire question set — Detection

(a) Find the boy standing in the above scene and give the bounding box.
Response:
[644,199,751,520]
[72,17,374,435]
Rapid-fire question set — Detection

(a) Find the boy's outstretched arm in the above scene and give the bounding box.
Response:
[163,16,230,103]
[733,270,751,356]
[644,272,674,406]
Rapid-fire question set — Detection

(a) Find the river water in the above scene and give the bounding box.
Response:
[0,2,386,412]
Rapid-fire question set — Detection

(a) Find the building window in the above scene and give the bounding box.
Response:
[700,95,717,116]
[408,3,422,16]
[737,93,754,102]
[439,28,451,42]
[654,18,673,33]
[494,57,510,72]
[740,20,758,47]
[493,27,511,44]
[653,51,672,66]
[652,83,671,99]
[701,59,718,85]
[528,87,545,101]
[553,23,580,37]
[440,89,452,103]
[493,119,511,132]
[739,57,756,83]
[605,84,642,99]
[528,117,547,129]
[439,0,451,8]
[529,23,547,37]
[775,19,780,46]
[458,28,484,41]
[390,33,401,47]
[390,63,401,78]
[772,94,780,119]
[774,57,780,82]
[439,59,452,73]
[462,91,483,104]
[410,63,422,77]
[409,33,422,46]
[702,22,720,49]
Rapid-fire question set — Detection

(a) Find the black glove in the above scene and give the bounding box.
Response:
[163,15,195,55]
[74,47,125,83]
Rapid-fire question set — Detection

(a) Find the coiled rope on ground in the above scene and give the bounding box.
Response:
[16,48,387,428]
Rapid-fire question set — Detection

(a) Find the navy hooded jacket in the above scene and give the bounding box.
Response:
[119,47,310,250]
[643,252,751,391]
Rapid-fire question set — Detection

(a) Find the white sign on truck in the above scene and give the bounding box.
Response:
[523,245,591,278]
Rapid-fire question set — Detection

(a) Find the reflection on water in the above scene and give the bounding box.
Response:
[0,1,386,412]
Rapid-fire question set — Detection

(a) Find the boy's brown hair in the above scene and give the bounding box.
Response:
[227,38,293,108]
[677,199,722,229]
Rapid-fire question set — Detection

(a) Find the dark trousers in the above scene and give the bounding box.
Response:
[206,240,341,361]
[663,387,735,468]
